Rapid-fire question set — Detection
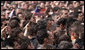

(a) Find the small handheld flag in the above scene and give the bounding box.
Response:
[34,6,40,13]
[9,9,15,18]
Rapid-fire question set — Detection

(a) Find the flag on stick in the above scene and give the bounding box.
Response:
[8,9,15,18]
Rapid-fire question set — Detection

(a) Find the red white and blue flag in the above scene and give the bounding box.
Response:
[34,6,46,15]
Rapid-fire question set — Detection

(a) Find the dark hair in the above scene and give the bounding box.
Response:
[17,12,23,16]
[53,7,60,12]
[10,27,22,39]
[56,18,67,26]
[28,22,37,36]
[70,21,84,36]
[14,36,31,49]
[58,41,73,49]
[20,37,31,49]
[58,34,71,43]
[37,20,47,30]
[24,13,32,20]
[57,17,77,27]
[66,17,78,25]
[37,29,49,44]
[42,44,56,49]
[2,38,14,47]
[10,17,20,23]
[46,15,53,21]
[54,30,65,44]
[9,20,19,28]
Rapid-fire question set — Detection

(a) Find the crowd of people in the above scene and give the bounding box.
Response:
[1,1,84,49]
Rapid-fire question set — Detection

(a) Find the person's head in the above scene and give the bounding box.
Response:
[17,13,24,20]
[37,29,49,44]
[40,2,45,8]
[70,21,84,38]
[37,20,47,30]
[47,31,55,44]
[73,1,80,8]
[23,3,28,10]
[58,34,71,43]
[14,36,33,49]
[1,14,5,19]
[45,2,50,7]
[27,22,37,39]
[68,3,74,9]
[12,4,17,8]
[58,1,65,7]
[20,38,31,49]
[54,1,60,6]
[10,27,22,38]
[5,9,11,18]
[24,13,32,21]
[41,44,56,49]
[77,13,83,22]
[30,17,36,23]
[9,19,19,28]
[54,30,65,44]
[58,41,73,49]
[60,8,69,18]
[16,8,22,15]
[1,18,9,27]
[56,18,67,29]
[73,43,81,49]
